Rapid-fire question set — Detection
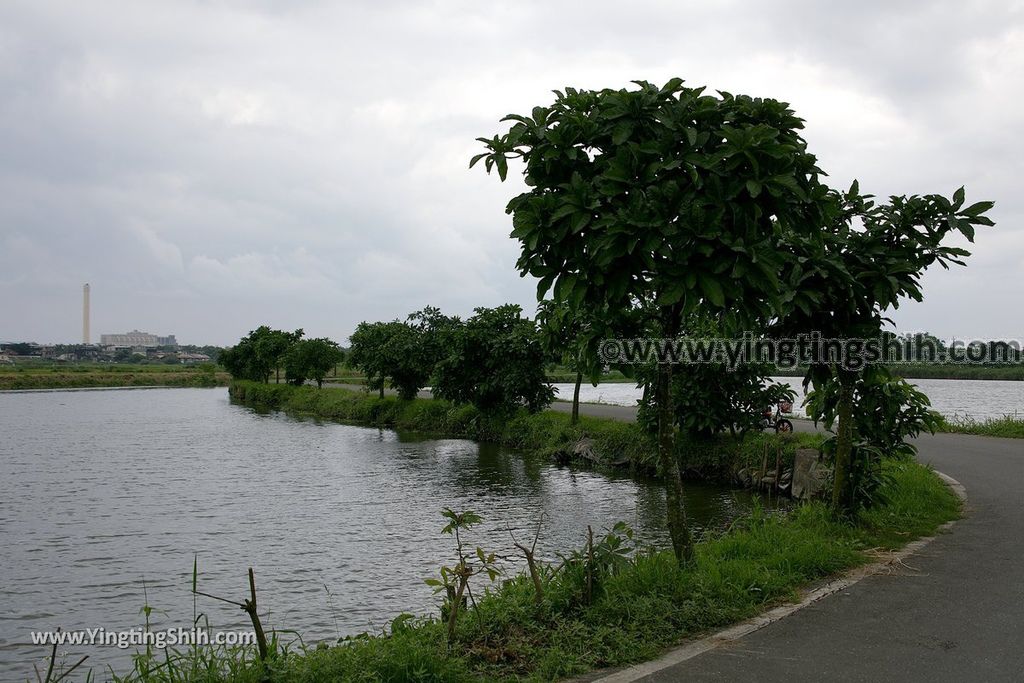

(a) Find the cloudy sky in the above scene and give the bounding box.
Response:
[1,0,1021,346]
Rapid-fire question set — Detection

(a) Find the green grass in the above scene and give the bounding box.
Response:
[935,413,1024,438]
[102,459,958,683]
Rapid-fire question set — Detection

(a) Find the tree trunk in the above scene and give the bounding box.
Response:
[275,366,280,384]
[379,384,385,399]
[656,361,693,563]
[572,371,582,425]
[832,372,855,514]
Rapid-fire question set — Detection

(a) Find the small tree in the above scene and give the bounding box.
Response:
[432,305,554,413]
[284,338,345,388]
[781,183,993,513]
[347,321,398,398]
[535,300,610,424]
[257,328,304,384]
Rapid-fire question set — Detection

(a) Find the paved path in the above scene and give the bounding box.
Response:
[553,401,1024,682]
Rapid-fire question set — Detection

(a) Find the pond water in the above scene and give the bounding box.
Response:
[553,377,1024,420]
[0,388,774,679]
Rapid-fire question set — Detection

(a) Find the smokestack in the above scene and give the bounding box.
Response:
[83,283,90,344]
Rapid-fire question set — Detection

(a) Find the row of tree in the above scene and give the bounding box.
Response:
[220,327,344,388]
[348,305,553,412]
[220,305,555,414]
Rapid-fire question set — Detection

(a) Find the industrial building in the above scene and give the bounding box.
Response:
[99,331,178,348]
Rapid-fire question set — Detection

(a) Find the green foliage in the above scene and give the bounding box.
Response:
[806,367,941,458]
[432,305,554,414]
[636,362,794,438]
[535,300,628,384]
[773,171,994,514]
[348,309,459,399]
[283,338,344,388]
[473,78,827,325]
[0,366,229,390]
[346,320,395,394]
[805,367,942,512]
[220,326,304,383]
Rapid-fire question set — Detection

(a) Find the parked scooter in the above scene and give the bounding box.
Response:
[760,400,794,433]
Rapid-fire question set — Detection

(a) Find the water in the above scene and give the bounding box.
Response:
[553,377,1024,419]
[0,388,769,679]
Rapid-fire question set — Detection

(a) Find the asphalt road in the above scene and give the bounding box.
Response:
[552,401,1024,682]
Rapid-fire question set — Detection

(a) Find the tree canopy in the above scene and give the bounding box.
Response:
[432,305,554,414]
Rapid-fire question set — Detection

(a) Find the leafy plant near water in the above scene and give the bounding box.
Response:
[424,509,502,644]
[806,367,942,513]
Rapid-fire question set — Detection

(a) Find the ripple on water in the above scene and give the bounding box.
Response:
[1,387,778,679]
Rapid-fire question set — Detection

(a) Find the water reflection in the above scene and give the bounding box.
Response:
[0,388,775,679]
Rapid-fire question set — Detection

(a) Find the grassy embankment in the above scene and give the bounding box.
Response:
[0,364,229,390]
[228,381,823,477]
[89,381,964,682]
[936,413,1024,438]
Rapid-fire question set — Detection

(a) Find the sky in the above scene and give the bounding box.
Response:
[1,0,1022,346]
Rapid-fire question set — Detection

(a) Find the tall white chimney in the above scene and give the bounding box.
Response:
[83,283,90,344]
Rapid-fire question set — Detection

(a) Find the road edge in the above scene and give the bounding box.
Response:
[585,470,968,683]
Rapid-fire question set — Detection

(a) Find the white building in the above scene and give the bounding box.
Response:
[100,330,178,348]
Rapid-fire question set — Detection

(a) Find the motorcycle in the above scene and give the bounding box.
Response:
[761,400,794,433]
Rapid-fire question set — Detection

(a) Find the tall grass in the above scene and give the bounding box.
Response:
[936,412,1024,439]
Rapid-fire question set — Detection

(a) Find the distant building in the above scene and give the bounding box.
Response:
[100,330,178,348]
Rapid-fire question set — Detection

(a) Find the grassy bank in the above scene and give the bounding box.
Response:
[229,381,822,477]
[0,365,229,390]
[108,457,958,683]
[937,413,1024,438]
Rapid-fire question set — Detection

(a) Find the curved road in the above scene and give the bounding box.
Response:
[549,401,1024,682]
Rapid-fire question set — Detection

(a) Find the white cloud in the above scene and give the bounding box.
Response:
[0,0,1021,344]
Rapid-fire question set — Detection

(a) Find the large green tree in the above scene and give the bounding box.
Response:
[474,79,829,560]
[432,305,554,413]
[221,326,303,383]
[348,309,460,400]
